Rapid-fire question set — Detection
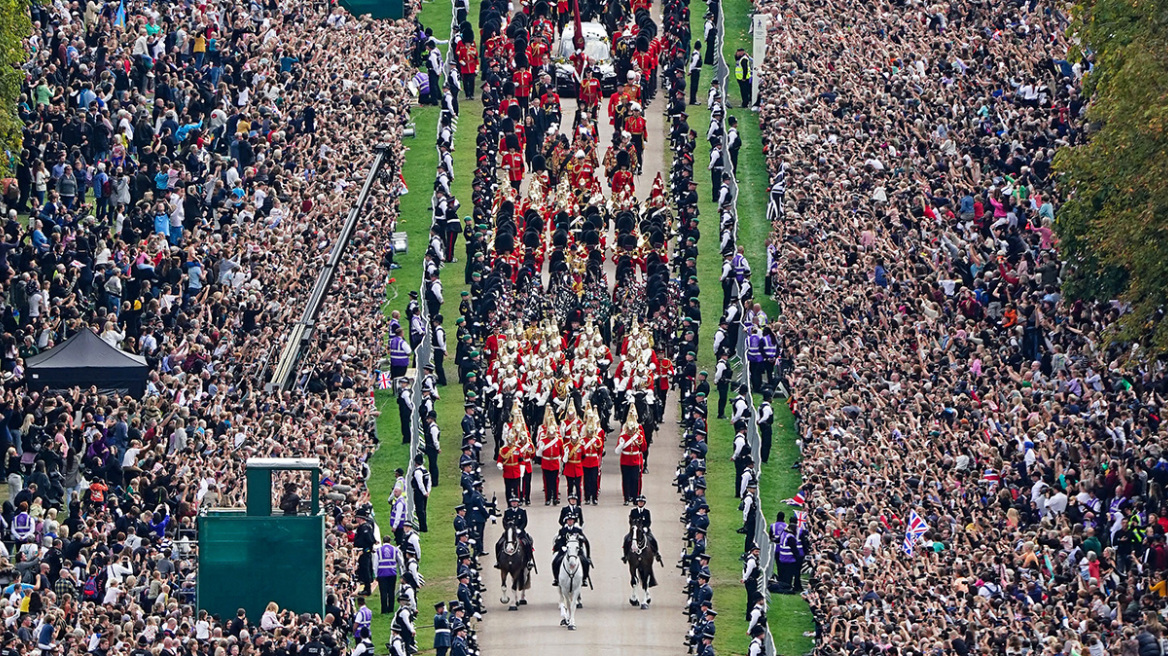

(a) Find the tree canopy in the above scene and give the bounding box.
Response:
[0,0,30,174]
[1054,0,1168,354]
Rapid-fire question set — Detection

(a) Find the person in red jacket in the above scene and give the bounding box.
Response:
[581,410,605,505]
[563,431,584,502]
[536,411,564,505]
[513,67,533,109]
[579,70,602,115]
[624,104,647,174]
[497,406,528,501]
[456,39,478,99]
[503,149,525,191]
[611,165,634,197]
[616,411,645,504]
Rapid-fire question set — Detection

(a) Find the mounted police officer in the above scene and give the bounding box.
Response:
[558,493,585,527]
[502,496,535,563]
[551,512,592,587]
[622,495,661,562]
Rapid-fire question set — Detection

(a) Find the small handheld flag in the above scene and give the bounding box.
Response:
[781,490,805,507]
[902,510,929,556]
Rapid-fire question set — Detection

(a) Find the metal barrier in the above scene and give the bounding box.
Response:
[267,144,392,392]
[711,3,776,653]
[404,0,461,521]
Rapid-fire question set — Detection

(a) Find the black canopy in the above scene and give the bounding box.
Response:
[25,329,149,398]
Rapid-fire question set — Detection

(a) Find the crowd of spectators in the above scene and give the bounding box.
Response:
[0,0,421,653]
[749,0,1168,653]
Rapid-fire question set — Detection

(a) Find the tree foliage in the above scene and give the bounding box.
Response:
[1054,0,1168,354]
[0,0,30,175]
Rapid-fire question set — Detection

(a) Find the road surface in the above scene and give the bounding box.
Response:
[475,15,687,655]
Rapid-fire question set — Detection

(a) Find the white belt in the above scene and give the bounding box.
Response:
[434,629,450,634]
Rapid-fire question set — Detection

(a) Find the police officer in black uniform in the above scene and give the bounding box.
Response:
[558,493,585,527]
[502,496,534,563]
[622,495,661,561]
[354,511,377,595]
[550,513,591,587]
[687,568,713,621]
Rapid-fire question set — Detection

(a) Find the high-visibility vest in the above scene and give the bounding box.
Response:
[389,336,410,366]
[377,544,399,577]
[735,56,752,81]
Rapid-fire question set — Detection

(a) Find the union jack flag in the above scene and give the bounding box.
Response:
[903,510,929,556]
[781,490,805,507]
[794,510,807,531]
[377,370,393,390]
[980,468,1000,486]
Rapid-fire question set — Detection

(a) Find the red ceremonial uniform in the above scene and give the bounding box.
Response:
[498,442,523,479]
[572,161,594,188]
[527,41,549,68]
[625,115,647,141]
[504,151,525,182]
[619,427,645,467]
[582,431,605,468]
[612,169,634,195]
[539,429,563,470]
[541,90,562,113]
[579,77,601,108]
[456,41,478,75]
[563,440,584,478]
[513,69,533,99]
[633,50,656,74]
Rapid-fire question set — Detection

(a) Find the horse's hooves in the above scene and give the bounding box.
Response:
[576,602,583,609]
[509,605,518,611]
[518,599,528,605]
[629,599,638,607]
[500,598,508,605]
[641,604,649,610]
[560,619,568,626]
[568,625,576,631]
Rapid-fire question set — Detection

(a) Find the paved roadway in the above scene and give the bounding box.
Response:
[475,19,687,655]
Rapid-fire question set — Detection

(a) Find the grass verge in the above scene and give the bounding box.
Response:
[365,0,483,649]
[686,0,814,653]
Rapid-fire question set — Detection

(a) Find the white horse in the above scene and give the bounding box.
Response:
[558,536,585,630]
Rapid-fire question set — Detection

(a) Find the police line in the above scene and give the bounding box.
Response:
[710,4,777,655]
[403,0,464,523]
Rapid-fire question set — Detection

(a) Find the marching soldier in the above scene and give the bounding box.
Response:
[616,411,646,505]
[456,38,478,99]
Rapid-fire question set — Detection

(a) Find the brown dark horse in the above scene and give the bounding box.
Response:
[495,524,533,610]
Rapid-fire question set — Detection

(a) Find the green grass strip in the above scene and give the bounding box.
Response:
[685,1,814,653]
[365,0,483,650]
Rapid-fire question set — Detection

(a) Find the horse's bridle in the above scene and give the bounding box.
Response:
[629,523,648,555]
[503,526,519,556]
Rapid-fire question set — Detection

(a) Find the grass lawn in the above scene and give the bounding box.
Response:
[687,0,814,653]
[365,0,483,649]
